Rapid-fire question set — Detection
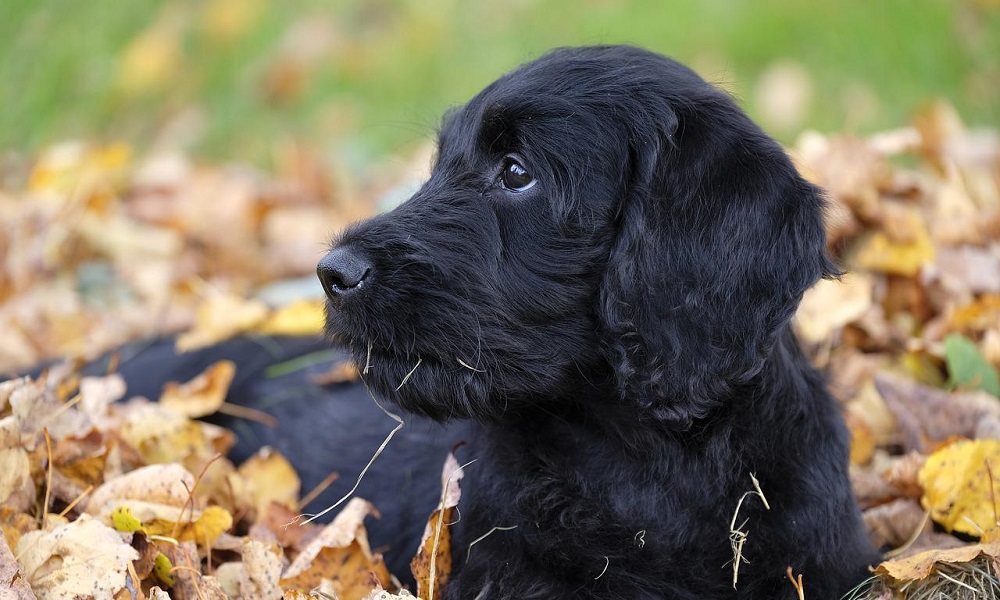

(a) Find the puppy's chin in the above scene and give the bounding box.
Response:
[346,345,502,423]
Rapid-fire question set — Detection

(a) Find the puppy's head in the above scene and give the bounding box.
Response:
[319,46,835,426]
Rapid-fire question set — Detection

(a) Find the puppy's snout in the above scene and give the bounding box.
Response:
[318,247,372,300]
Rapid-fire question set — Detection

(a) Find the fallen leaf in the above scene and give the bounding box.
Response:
[116,22,182,97]
[256,298,326,336]
[875,541,1000,582]
[16,514,139,598]
[241,537,283,600]
[875,372,1000,452]
[412,453,464,600]
[0,529,35,600]
[862,498,929,550]
[852,224,935,277]
[165,541,228,600]
[281,497,389,599]
[238,447,301,515]
[312,359,361,385]
[159,360,236,418]
[944,333,1000,397]
[176,291,269,352]
[795,273,874,344]
[950,294,1000,332]
[0,447,34,513]
[919,439,1000,535]
[115,398,234,465]
[86,463,196,515]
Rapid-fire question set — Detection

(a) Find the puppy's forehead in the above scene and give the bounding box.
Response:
[438,46,707,164]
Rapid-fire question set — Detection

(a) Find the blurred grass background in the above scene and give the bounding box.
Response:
[1,0,998,170]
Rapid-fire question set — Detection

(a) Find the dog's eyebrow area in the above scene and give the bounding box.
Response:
[475,104,521,156]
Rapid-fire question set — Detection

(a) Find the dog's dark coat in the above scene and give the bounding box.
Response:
[318,46,877,599]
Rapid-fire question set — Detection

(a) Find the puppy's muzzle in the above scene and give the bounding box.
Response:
[317,246,372,301]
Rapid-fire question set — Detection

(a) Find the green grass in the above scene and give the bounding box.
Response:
[1,0,997,167]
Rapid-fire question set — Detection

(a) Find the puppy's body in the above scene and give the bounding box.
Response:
[318,45,876,599]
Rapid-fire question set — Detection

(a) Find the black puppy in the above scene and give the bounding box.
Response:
[318,46,877,599]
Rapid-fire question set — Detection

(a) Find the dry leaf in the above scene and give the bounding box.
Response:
[0,446,33,513]
[795,273,874,344]
[852,226,935,277]
[115,398,234,465]
[412,453,465,600]
[241,537,284,600]
[0,530,34,600]
[863,498,929,549]
[86,463,196,515]
[281,497,389,599]
[875,541,1000,582]
[875,372,1000,453]
[238,447,302,515]
[256,298,326,336]
[166,541,229,600]
[176,291,269,352]
[919,439,1000,535]
[16,514,139,598]
[159,360,236,418]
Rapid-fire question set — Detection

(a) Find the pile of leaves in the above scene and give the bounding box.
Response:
[1,101,999,599]
[0,361,456,599]
[792,102,1000,597]
[0,140,429,372]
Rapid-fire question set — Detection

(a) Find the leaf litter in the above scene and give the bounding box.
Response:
[1,102,999,598]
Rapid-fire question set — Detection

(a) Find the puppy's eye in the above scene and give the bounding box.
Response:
[499,156,536,192]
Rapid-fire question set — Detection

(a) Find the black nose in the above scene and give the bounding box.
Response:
[317,247,372,300]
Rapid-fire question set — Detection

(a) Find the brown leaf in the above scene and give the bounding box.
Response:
[412,453,465,600]
[875,371,1000,453]
[863,498,929,549]
[166,541,229,600]
[251,502,322,551]
[280,497,389,599]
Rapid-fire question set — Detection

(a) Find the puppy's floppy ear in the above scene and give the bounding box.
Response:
[598,95,837,430]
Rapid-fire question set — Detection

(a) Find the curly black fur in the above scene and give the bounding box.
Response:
[319,45,877,600]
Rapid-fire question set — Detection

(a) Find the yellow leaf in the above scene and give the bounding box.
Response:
[237,448,301,515]
[875,542,1000,582]
[919,439,1000,535]
[181,505,233,544]
[117,24,181,96]
[201,0,263,42]
[176,292,269,352]
[159,360,236,418]
[951,294,1000,332]
[256,298,326,336]
[851,226,935,277]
